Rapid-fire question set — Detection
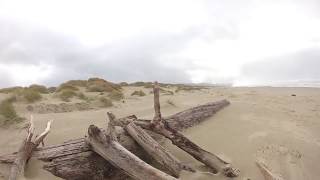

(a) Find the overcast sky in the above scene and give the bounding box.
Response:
[0,0,319,87]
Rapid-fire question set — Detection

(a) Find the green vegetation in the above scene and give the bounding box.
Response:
[149,88,174,95]
[0,86,43,103]
[99,97,113,107]
[77,92,89,101]
[87,78,122,92]
[129,81,146,86]
[57,84,79,92]
[0,86,23,94]
[28,84,48,94]
[22,89,42,103]
[108,90,124,101]
[48,87,57,93]
[62,80,88,87]
[0,99,24,125]
[58,90,77,102]
[175,86,206,93]
[143,83,154,88]
[6,95,17,103]
[119,82,129,86]
[131,90,146,96]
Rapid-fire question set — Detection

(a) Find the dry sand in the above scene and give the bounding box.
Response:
[0,86,320,180]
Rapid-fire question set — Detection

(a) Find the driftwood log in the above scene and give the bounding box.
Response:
[8,116,52,180]
[125,122,194,177]
[149,82,239,177]
[256,160,284,180]
[0,97,230,179]
[86,123,177,180]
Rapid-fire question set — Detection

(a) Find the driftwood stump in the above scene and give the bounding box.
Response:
[9,116,52,180]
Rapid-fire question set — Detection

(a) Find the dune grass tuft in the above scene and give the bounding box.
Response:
[0,99,24,125]
[58,90,77,102]
[48,87,57,93]
[57,84,79,92]
[108,90,124,101]
[175,85,206,93]
[22,89,42,103]
[77,92,89,101]
[87,78,122,92]
[28,84,48,94]
[119,82,129,86]
[0,86,24,94]
[131,90,146,96]
[99,97,113,107]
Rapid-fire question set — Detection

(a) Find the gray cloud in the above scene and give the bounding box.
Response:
[0,0,319,88]
[240,48,320,85]
[0,20,203,87]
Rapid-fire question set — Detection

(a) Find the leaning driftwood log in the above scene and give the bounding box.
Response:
[0,97,230,179]
[8,116,52,180]
[86,123,177,180]
[149,82,239,177]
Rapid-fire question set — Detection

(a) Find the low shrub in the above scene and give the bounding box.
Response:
[48,87,57,93]
[99,97,113,107]
[143,83,154,88]
[175,86,205,93]
[87,78,121,92]
[0,99,23,125]
[108,90,124,101]
[131,90,146,96]
[119,82,129,86]
[130,81,147,87]
[150,88,174,95]
[62,80,88,87]
[57,84,79,92]
[6,95,17,103]
[0,86,23,94]
[28,84,48,94]
[59,90,77,102]
[77,92,88,101]
[22,89,42,103]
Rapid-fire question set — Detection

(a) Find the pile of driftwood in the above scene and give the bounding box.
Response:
[0,82,240,180]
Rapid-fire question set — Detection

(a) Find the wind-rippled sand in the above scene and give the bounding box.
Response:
[1,87,320,180]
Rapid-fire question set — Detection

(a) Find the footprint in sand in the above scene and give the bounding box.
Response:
[255,145,308,180]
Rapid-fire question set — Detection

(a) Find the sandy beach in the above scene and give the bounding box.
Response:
[0,86,319,180]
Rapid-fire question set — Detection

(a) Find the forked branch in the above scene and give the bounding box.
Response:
[9,116,53,180]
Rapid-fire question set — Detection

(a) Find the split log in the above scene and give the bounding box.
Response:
[125,122,194,177]
[148,82,239,177]
[86,123,177,180]
[8,116,52,180]
[0,98,230,180]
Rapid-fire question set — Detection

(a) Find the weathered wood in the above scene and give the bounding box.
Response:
[149,82,239,177]
[0,99,230,180]
[8,116,52,180]
[110,99,231,131]
[151,123,239,177]
[153,81,162,124]
[125,122,194,177]
[256,160,284,180]
[86,124,177,180]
